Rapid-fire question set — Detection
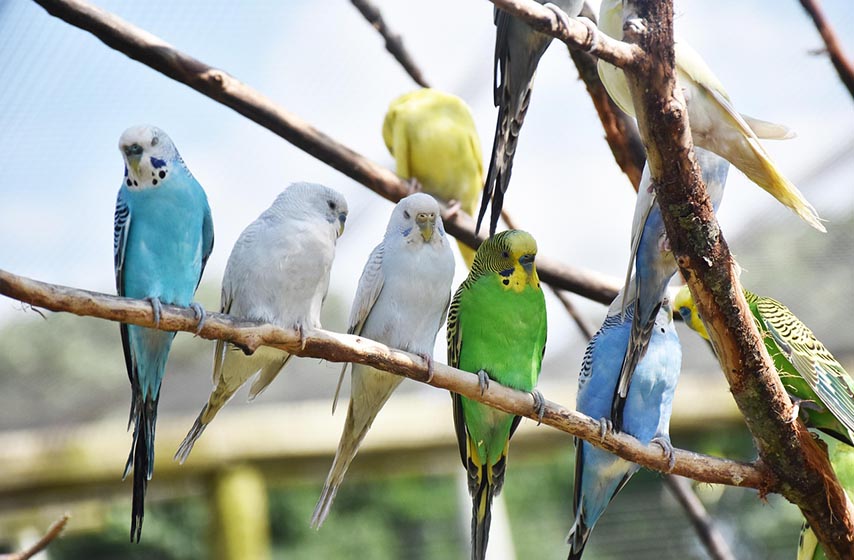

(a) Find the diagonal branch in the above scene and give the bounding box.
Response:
[31,0,620,306]
[0,513,70,560]
[798,0,854,101]
[0,267,766,490]
[350,0,430,88]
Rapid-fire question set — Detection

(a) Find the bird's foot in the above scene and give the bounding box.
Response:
[544,3,572,31]
[190,302,207,335]
[147,297,163,329]
[297,323,307,350]
[444,199,462,220]
[418,352,434,383]
[625,18,647,35]
[598,418,613,439]
[787,396,822,423]
[531,390,546,425]
[477,369,490,396]
[406,178,423,194]
[651,435,676,471]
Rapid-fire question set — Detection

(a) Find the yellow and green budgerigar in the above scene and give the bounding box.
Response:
[447,230,547,559]
[675,285,854,445]
[383,88,483,266]
[798,435,854,559]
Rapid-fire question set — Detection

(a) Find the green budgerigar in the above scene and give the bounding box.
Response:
[675,285,854,445]
[447,230,547,560]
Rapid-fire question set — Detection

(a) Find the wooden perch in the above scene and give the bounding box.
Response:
[0,514,70,560]
[0,267,765,490]
[32,0,620,307]
[799,0,854,100]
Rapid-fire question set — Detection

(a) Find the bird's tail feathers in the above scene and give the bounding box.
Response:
[612,303,659,430]
[566,512,591,560]
[470,462,496,560]
[742,114,796,140]
[124,393,158,542]
[247,354,291,400]
[174,407,209,465]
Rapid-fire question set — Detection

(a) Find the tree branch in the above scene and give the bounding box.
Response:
[616,1,854,558]
[31,0,620,307]
[0,267,766,490]
[350,0,430,88]
[0,514,70,560]
[662,476,735,560]
[798,0,854,100]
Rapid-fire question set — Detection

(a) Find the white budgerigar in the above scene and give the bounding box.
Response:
[175,182,348,463]
[310,193,456,528]
[595,0,824,232]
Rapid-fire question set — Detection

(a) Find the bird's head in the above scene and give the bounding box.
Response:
[118,125,179,191]
[674,285,710,340]
[472,229,540,292]
[274,182,349,238]
[389,193,445,245]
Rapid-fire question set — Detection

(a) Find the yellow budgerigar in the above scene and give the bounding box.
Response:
[596,0,824,232]
[383,88,483,266]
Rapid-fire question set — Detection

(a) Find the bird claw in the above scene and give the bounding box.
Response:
[147,297,162,328]
[297,323,307,350]
[652,435,676,471]
[406,177,423,194]
[625,18,647,35]
[531,390,546,425]
[598,418,613,439]
[787,396,822,423]
[477,369,490,395]
[190,302,206,335]
[418,352,434,383]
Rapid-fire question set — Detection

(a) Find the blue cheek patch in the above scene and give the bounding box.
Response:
[124,166,128,177]
[499,268,514,277]
[401,227,413,237]
[150,157,167,169]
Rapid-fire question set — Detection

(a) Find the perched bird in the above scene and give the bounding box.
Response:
[175,182,348,464]
[798,436,854,560]
[479,0,584,235]
[448,229,548,560]
[613,148,729,428]
[675,285,854,446]
[382,88,482,266]
[310,193,455,528]
[113,125,214,541]
[595,0,824,232]
[568,296,681,559]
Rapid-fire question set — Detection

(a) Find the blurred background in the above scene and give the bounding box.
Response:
[0,0,852,558]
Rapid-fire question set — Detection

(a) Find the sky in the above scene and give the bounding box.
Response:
[0,0,852,365]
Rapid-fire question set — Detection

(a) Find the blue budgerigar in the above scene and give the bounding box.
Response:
[612,148,728,428]
[567,295,682,559]
[113,125,213,541]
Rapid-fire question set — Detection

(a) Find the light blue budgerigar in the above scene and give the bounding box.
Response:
[479,0,584,235]
[113,125,213,542]
[612,148,728,428]
[567,295,681,559]
[310,193,455,528]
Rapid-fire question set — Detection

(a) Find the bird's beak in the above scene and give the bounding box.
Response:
[127,156,141,177]
[338,213,347,237]
[123,143,143,177]
[416,212,435,242]
[519,253,535,274]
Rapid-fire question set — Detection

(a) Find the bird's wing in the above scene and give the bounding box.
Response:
[199,201,215,288]
[332,242,386,413]
[212,290,233,385]
[113,191,135,385]
[757,296,854,437]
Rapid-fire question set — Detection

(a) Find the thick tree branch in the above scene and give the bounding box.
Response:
[350,0,430,88]
[799,0,854,100]
[618,1,854,558]
[0,514,70,560]
[0,268,766,490]
[31,0,620,306]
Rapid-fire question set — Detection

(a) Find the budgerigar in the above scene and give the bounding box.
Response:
[113,125,214,541]
[613,148,729,428]
[447,229,547,560]
[675,285,854,446]
[568,296,681,559]
[798,436,854,560]
[479,0,584,235]
[382,88,482,266]
[310,193,455,528]
[175,182,348,463]
[595,0,824,232]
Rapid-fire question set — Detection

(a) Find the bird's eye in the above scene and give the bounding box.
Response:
[151,136,159,147]
[328,200,336,210]
[403,210,411,219]
[501,251,509,259]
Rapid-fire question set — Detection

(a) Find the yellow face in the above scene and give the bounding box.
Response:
[474,230,540,294]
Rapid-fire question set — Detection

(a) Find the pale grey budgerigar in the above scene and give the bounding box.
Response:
[310,193,456,528]
[175,182,348,463]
